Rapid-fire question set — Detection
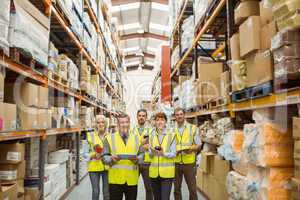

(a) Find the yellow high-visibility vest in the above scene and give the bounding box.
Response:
[87,131,107,172]
[175,123,197,164]
[133,126,152,163]
[149,130,176,179]
[106,131,140,186]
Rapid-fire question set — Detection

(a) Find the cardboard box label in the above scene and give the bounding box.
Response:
[0,170,17,180]
[6,152,21,162]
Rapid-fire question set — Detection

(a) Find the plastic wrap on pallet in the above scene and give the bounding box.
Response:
[181,16,194,54]
[9,0,50,66]
[193,0,212,27]
[271,28,300,50]
[218,130,244,163]
[228,60,247,92]
[0,0,10,55]
[226,171,256,200]
[274,58,300,78]
[242,120,293,167]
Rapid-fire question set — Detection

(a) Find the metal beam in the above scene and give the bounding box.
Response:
[112,0,168,6]
[124,52,155,59]
[120,32,169,41]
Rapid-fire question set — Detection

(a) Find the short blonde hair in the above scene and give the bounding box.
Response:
[96,115,108,127]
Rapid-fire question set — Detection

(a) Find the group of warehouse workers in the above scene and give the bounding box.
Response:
[85,108,201,200]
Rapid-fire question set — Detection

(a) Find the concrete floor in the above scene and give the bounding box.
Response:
[66,175,206,200]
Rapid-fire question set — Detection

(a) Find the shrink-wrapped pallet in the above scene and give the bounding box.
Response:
[0,0,10,55]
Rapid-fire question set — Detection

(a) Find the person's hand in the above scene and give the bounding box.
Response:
[142,138,149,145]
[143,143,150,151]
[111,155,120,162]
[129,156,138,164]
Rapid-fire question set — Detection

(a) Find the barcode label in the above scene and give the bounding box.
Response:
[7,152,21,161]
[287,96,300,105]
[0,170,17,180]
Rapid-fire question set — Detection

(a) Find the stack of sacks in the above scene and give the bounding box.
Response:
[181,16,194,54]
[241,109,294,199]
[218,130,244,163]
[226,171,256,200]
[9,0,50,66]
[270,0,300,31]
[0,0,11,55]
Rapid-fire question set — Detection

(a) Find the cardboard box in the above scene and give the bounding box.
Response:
[196,168,204,190]
[0,66,5,102]
[38,86,49,109]
[19,107,38,130]
[202,77,221,103]
[4,179,25,196]
[293,117,300,139]
[0,161,25,181]
[213,155,231,182]
[199,152,215,174]
[4,82,39,107]
[37,109,51,129]
[0,143,25,164]
[197,61,223,82]
[220,71,230,97]
[0,102,17,131]
[260,0,273,26]
[234,0,259,25]
[239,16,261,57]
[24,187,40,200]
[230,33,241,60]
[0,183,18,200]
[230,60,247,92]
[261,21,277,50]
[246,50,273,87]
[291,178,300,200]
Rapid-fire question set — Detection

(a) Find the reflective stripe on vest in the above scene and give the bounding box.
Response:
[87,131,105,172]
[107,132,139,186]
[149,131,175,179]
[175,124,196,164]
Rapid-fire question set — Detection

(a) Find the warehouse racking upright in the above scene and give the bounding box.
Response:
[0,0,125,199]
[169,0,300,199]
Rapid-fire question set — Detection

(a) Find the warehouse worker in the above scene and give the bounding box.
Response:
[148,112,176,200]
[103,113,142,200]
[86,115,109,200]
[173,108,201,200]
[133,109,153,200]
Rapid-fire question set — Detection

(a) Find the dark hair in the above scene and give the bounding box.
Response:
[154,112,167,121]
[174,107,186,115]
[137,109,147,116]
[117,113,130,122]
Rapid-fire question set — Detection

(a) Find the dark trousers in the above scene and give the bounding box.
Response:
[139,164,153,200]
[89,171,109,200]
[150,177,173,200]
[109,183,137,200]
[174,163,198,200]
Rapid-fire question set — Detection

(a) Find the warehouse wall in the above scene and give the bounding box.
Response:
[123,70,156,125]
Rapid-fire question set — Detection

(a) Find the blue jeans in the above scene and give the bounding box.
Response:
[89,171,110,200]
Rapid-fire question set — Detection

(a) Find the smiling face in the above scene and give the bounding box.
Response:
[174,109,185,125]
[137,111,147,126]
[155,117,166,132]
[118,115,130,135]
[97,117,106,133]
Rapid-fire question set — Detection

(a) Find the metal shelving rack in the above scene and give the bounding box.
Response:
[0,0,123,199]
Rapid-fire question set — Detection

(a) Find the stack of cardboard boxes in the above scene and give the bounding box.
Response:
[195,60,229,105]
[292,117,300,199]
[197,152,230,200]
[0,143,25,199]
[230,0,274,93]
[80,60,92,94]
[4,82,50,130]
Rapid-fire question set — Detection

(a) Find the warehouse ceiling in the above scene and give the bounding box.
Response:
[111,0,169,71]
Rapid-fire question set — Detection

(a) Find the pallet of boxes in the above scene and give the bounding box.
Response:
[230,0,300,102]
[0,143,26,200]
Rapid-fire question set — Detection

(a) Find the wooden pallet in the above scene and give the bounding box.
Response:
[208,96,229,109]
[274,73,300,93]
[48,70,69,87]
[231,81,273,103]
[10,47,46,73]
